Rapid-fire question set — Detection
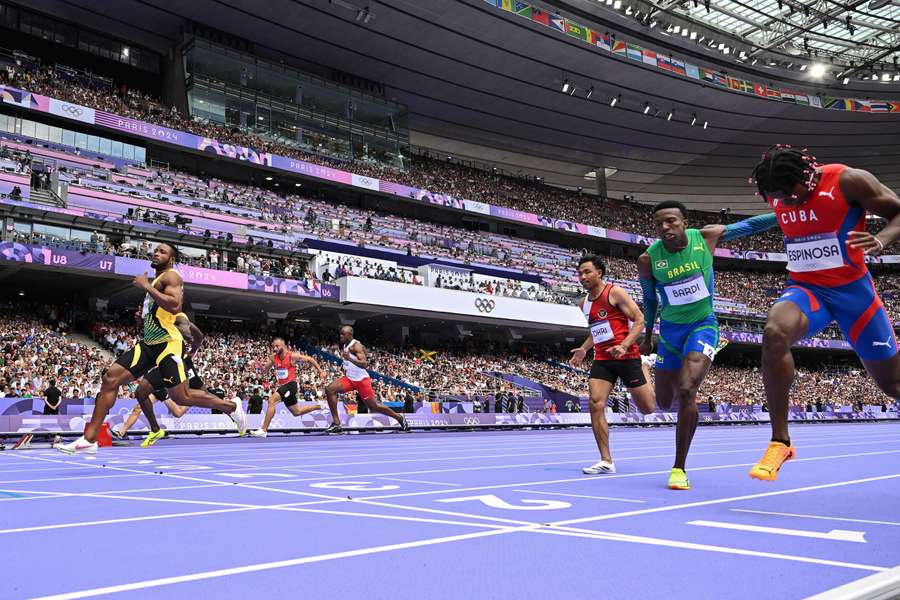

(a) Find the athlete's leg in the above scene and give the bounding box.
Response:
[762,285,831,445]
[361,394,405,425]
[260,392,282,432]
[761,302,809,444]
[324,379,344,425]
[833,278,900,399]
[117,405,143,437]
[653,369,679,411]
[164,398,189,418]
[168,384,237,414]
[862,356,900,398]
[672,351,712,470]
[587,377,615,462]
[287,402,322,418]
[134,378,162,433]
[85,363,134,442]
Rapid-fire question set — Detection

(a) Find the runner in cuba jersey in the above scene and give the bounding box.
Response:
[747,145,900,482]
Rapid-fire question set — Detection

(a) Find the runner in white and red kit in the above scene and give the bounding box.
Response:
[249,337,326,438]
[569,255,656,474]
[323,326,410,434]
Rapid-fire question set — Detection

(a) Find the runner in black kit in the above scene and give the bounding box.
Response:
[114,312,233,446]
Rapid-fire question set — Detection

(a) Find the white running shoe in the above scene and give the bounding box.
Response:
[229,401,248,437]
[57,436,98,455]
[249,428,267,438]
[582,460,616,475]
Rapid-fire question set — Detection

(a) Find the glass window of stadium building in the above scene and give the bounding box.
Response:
[183,39,408,167]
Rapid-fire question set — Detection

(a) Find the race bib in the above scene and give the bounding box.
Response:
[275,368,289,380]
[590,320,614,344]
[663,275,710,306]
[785,233,843,273]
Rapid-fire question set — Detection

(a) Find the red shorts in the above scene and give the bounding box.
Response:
[338,376,375,401]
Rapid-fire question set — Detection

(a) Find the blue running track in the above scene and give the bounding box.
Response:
[2,422,899,599]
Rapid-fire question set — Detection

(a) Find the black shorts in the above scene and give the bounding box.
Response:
[144,356,203,399]
[589,359,646,388]
[276,381,299,407]
[116,340,186,387]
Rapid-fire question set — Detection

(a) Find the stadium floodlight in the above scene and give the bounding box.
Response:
[562,79,570,93]
[643,102,651,114]
[586,86,594,99]
[610,94,620,107]
[810,63,827,78]
[667,109,674,121]
[691,113,697,126]
[842,76,850,84]
[703,121,708,129]
[649,20,657,28]
[613,0,622,9]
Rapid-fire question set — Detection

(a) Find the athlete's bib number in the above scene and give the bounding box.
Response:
[590,320,614,344]
[785,233,843,273]
[275,368,289,380]
[663,275,710,306]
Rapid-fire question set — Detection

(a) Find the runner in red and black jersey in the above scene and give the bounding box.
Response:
[569,255,656,474]
[250,337,326,438]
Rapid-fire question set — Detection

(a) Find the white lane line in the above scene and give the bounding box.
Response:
[377,477,462,487]
[357,449,900,504]
[686,520,867,543]
[533,526,886,572]
[512,489,646,503]
[551,472,900,528]
[0,506,254,534]
[29,528,525,600]
[731,509,900,527]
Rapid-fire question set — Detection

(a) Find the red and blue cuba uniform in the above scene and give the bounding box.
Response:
[769,163,896,361]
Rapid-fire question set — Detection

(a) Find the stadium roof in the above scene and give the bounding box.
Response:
[21,0,900,213]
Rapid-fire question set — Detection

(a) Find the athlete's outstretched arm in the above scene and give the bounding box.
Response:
[841,168,900,255]
[700,214,778,254]
[569,299,594,366]
[291,352,326,377]
[636,253,658,354]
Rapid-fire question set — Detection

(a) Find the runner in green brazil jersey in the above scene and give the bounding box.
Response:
[637,201,778,490]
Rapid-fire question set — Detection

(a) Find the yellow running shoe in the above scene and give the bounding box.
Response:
[668,468,690,490]
[141,429,167,448]
[749,441,796,481]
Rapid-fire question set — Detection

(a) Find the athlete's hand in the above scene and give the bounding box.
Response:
[846,231,885,256]
[608,344,628,359]
[569,347,587,366]
[132,272,151,291]
[341,350,353,360]
[639,338,654,356]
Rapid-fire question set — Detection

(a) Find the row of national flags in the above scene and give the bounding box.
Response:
[485,0,900,113]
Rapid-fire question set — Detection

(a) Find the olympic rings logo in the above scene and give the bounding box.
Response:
[474,298,496,313]
[60,104,85,117]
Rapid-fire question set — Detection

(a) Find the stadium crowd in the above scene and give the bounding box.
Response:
[4,59,897,257]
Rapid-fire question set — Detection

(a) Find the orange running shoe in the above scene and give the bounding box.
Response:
[749,441,796,481]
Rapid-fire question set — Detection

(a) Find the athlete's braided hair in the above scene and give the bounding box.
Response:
[750,145,819,199]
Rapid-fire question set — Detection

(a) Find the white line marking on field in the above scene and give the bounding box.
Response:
[534,525,886,572]
[29,528,524,600]
[377,477,461,487]
[552,472,900,528]
[686,520,867,542]
[513,489,645,503]
[731,509,900,527]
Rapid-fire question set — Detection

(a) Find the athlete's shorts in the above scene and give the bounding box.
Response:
[776,274,897,361]
[144,356,203,400]
[115,340,186,387]
[657,314,720,371]
[338,376,376,402]
[589,359,646,387]
[275,380,300,407]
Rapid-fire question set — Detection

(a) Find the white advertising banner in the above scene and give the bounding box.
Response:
[48,98,95,124]
[350,173,380,191]
[463,200,491,215]
[340,276,586,327]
